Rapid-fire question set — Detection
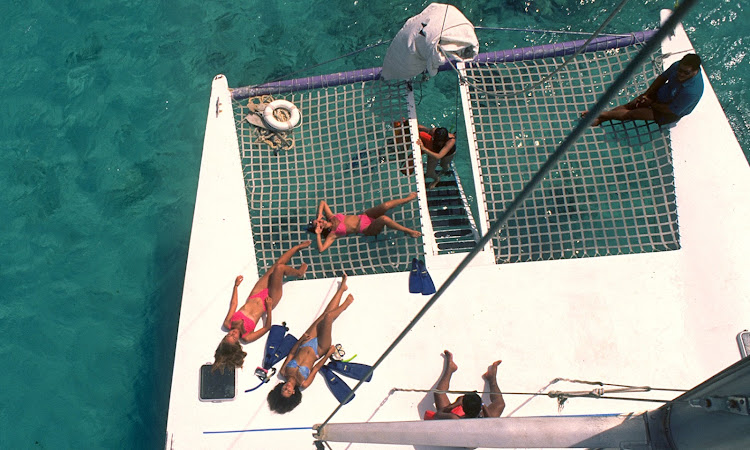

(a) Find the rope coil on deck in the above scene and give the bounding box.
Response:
[245,95,296,152]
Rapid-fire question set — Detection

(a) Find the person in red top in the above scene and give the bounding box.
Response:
[416,125,457,188]
[424,350,506,420]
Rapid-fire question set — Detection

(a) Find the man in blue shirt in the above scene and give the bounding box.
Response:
[587,53,703,126]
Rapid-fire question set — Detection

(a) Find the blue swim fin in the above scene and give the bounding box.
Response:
[409,258,422,293]
[319,365,355,405]
[418,260,436,295]
[263,325,297,369]
[327,360,373,382]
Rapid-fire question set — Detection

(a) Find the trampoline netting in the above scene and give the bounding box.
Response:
[232,35,680,275]
[461,45,679,263]
[233,81,425,279]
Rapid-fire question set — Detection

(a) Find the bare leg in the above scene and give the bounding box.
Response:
[482,360,506,418]
[314,293,354,353]
[251,241,311,294]
[434,350,458,411]
[439,153,454,173]
[364,192,418,219]
[425,156,440,187]
[583,99,655,126]
[303,274,349,337]
[364,216,422,238]
[265,262,308,309]
[588,106,655,126]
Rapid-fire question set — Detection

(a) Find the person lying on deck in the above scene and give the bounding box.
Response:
[424,350,506,420]
[306,194,422,253]
[212,241,310,373]
[583,53,704,127]
[416,125,457,189]
[267,274,353,413]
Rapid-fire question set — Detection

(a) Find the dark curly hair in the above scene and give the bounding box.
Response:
[462,392,482,418]
[212,340,247,373]
[267,382,302,414]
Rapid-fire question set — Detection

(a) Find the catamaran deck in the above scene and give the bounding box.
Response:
[165,15,750,449]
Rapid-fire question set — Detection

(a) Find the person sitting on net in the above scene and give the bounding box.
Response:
[424,350,506,420]
[583,53,703,127]
[306,194,422,253]
[416,125,457,188]
[267,274,353,414]
[212,241,310,373]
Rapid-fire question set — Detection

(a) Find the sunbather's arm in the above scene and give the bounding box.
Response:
[317,200,334,220]
[316,227,336,253]
[280,333,307,373]
[239,298,273,344]
[222,276,243,329]
[301,345,336,389]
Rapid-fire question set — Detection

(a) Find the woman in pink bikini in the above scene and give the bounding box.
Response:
[212,241,310,373]
[307,193,422,253]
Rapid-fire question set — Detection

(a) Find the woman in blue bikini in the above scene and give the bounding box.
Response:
[267,274,353,413]
[307,193,422,253]
[212,241,310,373]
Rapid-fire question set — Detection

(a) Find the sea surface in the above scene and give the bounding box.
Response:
[1,0,747,447]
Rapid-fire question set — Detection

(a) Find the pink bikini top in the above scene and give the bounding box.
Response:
[333,214,347,236]
[230,311,256,339]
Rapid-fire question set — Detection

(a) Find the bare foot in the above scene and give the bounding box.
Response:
[443,350,458,374]
[482,360,502,381]
[407,229,422,238]
[297,263,308,278]
[342,293,354,308]
[581,111,603,127]
[340,273,348,291]
[406,192,418,201]
[299,240,312,249]
[428,179,440,189]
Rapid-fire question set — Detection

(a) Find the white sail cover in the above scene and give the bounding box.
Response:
[381,3,478,80]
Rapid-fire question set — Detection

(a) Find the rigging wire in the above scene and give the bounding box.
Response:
[447,0,634,100]
[389,387,680,406]
[475,26,637,37]
[243,40,391,89]
[315,0,699,433]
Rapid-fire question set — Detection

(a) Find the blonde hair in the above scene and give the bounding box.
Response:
[212,340,247,373]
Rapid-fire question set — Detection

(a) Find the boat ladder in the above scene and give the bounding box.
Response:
[425,163,480,254]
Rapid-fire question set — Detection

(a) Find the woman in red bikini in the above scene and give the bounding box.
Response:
[212,241,310,373]
[307,193,422,253]
[424,350,505,420]
[417,125,457,189]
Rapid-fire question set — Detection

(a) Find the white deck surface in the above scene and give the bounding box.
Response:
[165,21,750,449]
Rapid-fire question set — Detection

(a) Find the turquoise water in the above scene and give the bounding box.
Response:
[1,1,746,447]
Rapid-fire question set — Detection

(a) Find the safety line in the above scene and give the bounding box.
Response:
[243,40,390,89]
[474,26,636,37]
[203,426,311,434]
[316,0,698,434]
[462,0,633,99]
